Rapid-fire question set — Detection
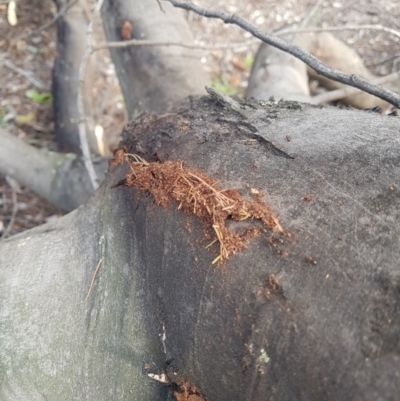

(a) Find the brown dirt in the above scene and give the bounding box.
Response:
[112,150,284,263]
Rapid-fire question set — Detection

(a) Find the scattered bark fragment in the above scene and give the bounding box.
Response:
[301,194,312,202]
[112,151,285,263]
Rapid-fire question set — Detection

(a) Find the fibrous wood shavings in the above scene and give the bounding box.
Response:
[112,150,284,263]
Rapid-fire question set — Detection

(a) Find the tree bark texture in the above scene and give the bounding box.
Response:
[1,95,400,401]
[52,0,97,154]
[101,0,209,118]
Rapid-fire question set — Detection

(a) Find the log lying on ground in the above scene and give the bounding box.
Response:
[248,31,399,109]
[1,93,400,401]
[297,32,398,109]
[0,128,106,211]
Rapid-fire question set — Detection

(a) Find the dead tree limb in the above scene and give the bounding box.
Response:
[93,38,259,52]
[2,95,400,401]
[164,0,400,108]
[0,128,106,211]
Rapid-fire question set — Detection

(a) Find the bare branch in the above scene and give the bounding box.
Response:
[77,0,104,190]
[278,24,400,40]
[163,0,400,108]
[313,71,400,104]
[93,38,260,52]
[3,59,49,91]
[0,127,106,211]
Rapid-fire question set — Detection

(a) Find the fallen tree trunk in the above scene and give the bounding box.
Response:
[1,93,399,401]
[247,31,400,109]
[0,128,107,211]
[297,32,398,109]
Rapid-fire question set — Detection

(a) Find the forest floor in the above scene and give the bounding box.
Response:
[0,0,399,237]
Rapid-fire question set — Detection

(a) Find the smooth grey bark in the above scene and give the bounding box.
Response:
[101,0,209,118]
[246,34,312,103]
[52,0,97,154]
[0,128,106,211]
[1,95,400,401]
[0,194,165,400]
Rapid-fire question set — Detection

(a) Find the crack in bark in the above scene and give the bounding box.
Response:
[216,117,294,159]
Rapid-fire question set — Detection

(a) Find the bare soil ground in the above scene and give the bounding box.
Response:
[0,0,399,237]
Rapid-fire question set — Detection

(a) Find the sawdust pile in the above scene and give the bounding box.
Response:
[112,149,284,263]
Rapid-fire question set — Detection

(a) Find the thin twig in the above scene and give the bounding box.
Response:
[277,24,400,40]
[313,71,400,104]
[1,177,18,240]
[85,258,102,301]
[15,0,79,41]
[93,38,260,52]
[77,0,104,189]
[3,59,49,90]
[163,0,400,108]
[156,0,165,13]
